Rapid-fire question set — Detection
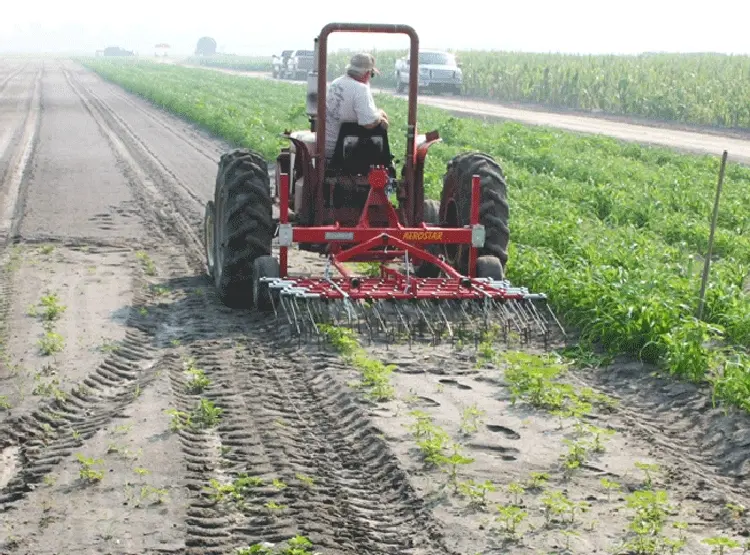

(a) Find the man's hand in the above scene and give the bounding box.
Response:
[379,109,389,129]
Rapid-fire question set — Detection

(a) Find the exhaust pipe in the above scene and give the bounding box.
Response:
[306,37,319,131]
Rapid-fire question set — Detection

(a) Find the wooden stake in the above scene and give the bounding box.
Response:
[696,150,728,320]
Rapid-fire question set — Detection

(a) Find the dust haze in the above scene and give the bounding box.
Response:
[2,0,750,56]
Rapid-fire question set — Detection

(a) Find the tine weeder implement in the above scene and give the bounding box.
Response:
[259,169,565,348]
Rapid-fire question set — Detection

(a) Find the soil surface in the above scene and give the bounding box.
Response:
[1,58,750,555]
[176,61,750,166]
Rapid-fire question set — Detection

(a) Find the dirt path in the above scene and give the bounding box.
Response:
[1,58,749,555]
[180,63,750,165]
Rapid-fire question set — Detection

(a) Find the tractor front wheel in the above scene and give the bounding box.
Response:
[211,148,274,308]
[440,151,510,275]
[415,199,442,278]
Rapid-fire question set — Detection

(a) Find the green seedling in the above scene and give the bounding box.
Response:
[703,536,741,555]
[184,359,211,393]
[575,422,616,452]
[236,535,317,555]
[318,324,395,401]
[135,250,157,275]
[76,453,105,483]
[295,473,315,488]
[561,529,580,552]
[0,395,10,410]
[624,489,673,548]
[671,521,688,540]
[437,443,474,490]
[526,472,549,490]
[541,490,575,526]
[38,331,64,355]
[38,293,66,321]
[133,467,150,476]
[507,481,526,506]
[600,477,622,501]
[725,502,746,520]
[495,503,528,540]
[191,398,222,428]
[204,473,264,507]
[138,485,169,505]
[458,479,496,509]
[272,478,287,489]
[561,438,589,475]
[459,404,485,435]
[634,461,660,489]
[165,408,192,431]
[408,410,450,465]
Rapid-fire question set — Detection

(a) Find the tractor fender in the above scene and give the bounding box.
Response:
[282,135,315,226]
[414,130,441,164]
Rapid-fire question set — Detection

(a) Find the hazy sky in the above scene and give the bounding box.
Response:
[2,0,749,55]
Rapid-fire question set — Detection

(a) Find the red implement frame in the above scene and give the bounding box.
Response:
[275,169,526,302]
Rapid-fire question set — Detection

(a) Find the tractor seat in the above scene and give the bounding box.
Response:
[327,122,394,176]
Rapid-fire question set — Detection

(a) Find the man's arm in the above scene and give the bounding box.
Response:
[354,86,388,129]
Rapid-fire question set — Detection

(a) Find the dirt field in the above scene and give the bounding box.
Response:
[1,58,750,555]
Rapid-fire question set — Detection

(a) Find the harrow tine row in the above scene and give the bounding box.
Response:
[261,276,565,349]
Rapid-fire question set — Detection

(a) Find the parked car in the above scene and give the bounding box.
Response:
[394,50,462,95]
[272,49,314,80]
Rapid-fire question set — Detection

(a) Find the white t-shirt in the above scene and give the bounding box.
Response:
[324,74,381,159]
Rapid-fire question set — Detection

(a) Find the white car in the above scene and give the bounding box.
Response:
[394,50,462,95]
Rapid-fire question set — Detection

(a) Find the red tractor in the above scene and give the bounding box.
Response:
[203,23,555,341]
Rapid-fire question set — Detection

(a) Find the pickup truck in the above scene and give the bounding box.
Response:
[272,49,314,80]
[394,50,462,95]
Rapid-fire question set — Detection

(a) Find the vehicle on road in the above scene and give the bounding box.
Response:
[394,49,462,95]
[272,49,314,80]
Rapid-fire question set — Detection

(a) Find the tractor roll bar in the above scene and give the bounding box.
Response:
[315,23,419,195]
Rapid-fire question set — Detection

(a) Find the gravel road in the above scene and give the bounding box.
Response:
[1,58,749,555]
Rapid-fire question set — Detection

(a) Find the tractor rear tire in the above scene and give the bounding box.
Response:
[415,199,442,278]
[211,148,274,308]
[441,151,509,274]
[252,255,279,312]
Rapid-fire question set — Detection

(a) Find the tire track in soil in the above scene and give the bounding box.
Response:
[0,63,28,97]
[0,67,42,459]
[0,61,195,514]
[0,263,163,506]
[90,72,225,165]
[0,67,42,245]
[63,66,208,214]
[569,367,750,504]
[154,277,456,555]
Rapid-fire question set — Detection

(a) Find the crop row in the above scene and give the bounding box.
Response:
[192,49,750,131]
[80,58,750,413]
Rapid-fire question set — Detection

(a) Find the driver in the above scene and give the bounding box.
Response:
[324,52,389,159]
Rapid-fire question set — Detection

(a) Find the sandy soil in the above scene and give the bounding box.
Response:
[0,58,749,555]
[178,62,750,166]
